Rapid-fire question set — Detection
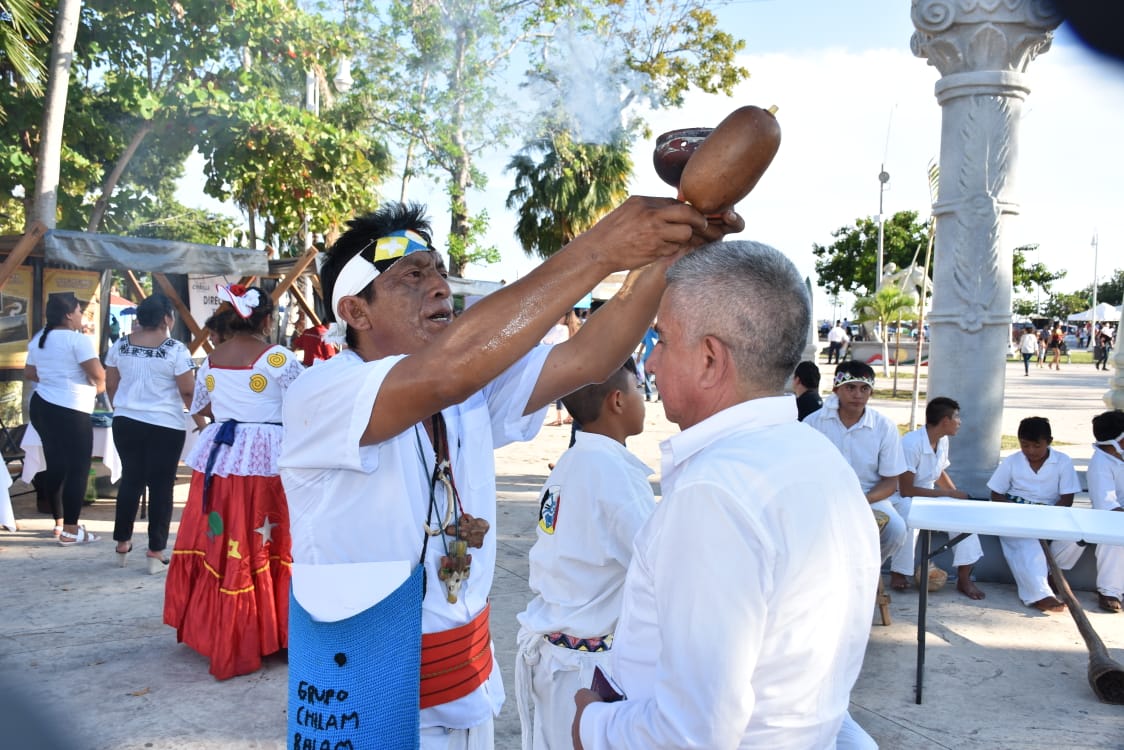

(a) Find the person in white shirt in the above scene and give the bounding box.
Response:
[804,360,908,564]
[1053,410,1124,612]
[279,200,742,749]
[826,320,849,364]
[889,397,986,599]
[515,357,654,750]
[1018,324,1038,376]
[573,240,880,750]
[24,293,106,545]
[987,416,1082,612]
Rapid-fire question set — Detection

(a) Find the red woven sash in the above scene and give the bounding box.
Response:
[419,603,493,708]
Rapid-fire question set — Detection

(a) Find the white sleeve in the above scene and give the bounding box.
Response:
[582,484,769,750]
[1057,454,1082,496]
[987,456,1013,495]
[1086,457,1122,511]
[173,342,194,377]
[73,331,98,362]
[280,355,401,473]
[480,344,552,448]
[877,422,907,477]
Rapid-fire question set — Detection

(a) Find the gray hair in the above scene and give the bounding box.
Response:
[665,240,810,391]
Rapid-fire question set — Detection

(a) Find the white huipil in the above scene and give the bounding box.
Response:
[987,449,1083,605]
[515,431,655,750]
[280,346,550,731]
[579,397,880,750]
[890,426,984,577]
[1052,448,1124,600]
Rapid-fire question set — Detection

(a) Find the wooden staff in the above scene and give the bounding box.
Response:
[1040,539,1124,704]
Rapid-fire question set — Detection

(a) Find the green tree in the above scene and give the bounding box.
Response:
[1012,243,1066,294]
[1043,291,1088,322]
[0,0,49,122]
[854,285,918,376]
[1081,267,1124,306]
[505,132,633,259]
[363,0,748,276]
[813,211,930,298]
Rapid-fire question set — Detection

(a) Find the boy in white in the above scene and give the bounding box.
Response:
[804,360,908,563]
[987,416,1082,612]
[515,359,654,750]
[1053,410,1124,612]
[890,397,986,599]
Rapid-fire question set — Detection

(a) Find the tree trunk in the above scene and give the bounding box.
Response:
[87,120,155,233]
[30,0,82,230]
[445,24,471,278]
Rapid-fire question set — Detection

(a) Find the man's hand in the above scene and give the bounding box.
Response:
[578,197,740,272]
[694,208,746,245]
[572,688,604,750]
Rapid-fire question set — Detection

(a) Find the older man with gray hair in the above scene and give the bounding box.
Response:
[572,240,881,750]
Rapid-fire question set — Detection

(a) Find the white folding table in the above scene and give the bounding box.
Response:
[906,498,1124,704]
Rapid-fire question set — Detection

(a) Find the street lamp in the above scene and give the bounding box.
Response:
[333,57,354,94]
[876,166,890,290]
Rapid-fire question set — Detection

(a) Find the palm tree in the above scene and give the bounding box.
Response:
[0,0,50,121]
[855,286,919,376]
[505,131,633,260]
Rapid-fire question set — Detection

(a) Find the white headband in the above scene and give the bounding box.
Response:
[323,230,434,346]
[1094,430,1124,457]
[324,252,379,345]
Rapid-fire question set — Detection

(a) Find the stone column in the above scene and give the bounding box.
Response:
[911,0,1061,495]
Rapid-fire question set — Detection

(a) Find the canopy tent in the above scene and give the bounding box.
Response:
[1068,302,1121,323]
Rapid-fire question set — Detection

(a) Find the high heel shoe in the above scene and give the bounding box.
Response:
[116,542,132,567]
[147,553,169,575]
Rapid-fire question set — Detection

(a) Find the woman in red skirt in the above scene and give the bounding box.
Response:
[164,286,304,679]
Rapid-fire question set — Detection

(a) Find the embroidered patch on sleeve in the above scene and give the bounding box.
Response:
[538,485,561,534]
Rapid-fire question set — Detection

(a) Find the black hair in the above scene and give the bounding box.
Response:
[319,202,433,348]
[135,295,174,329]
[926,396,960,426]
[833,359,875,383]
[39,293,81,348]
[560,358,639,427]
[1017,416,1053,443]
[225,287,274,334]
[204,309,234,343]
[1092,410,1124,443]
[794,361,820,389]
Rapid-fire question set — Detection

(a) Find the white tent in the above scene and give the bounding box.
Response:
[1068,302,1120,322]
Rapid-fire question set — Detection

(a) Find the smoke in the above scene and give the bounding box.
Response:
[527,18,653,145]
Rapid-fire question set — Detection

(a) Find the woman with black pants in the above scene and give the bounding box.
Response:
[105,295,195,573]
[25,293,105,545]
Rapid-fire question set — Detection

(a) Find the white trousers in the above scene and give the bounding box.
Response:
[999,537,1083,605]
[871,499,906,564]
[420,717,494,750]
[889,496,983,576]
[515,625,612,750]
[1051,542,1124,600]
[836,710,878,749]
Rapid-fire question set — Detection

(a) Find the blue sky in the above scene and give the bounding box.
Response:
[180,1,1124,319]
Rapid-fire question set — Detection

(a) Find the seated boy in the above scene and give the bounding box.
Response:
[515,358,655,750]
[1054,410,1124,612]
[988,416,1082,612]
[890,397,986,599]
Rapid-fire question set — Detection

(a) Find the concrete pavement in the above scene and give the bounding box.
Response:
[1,359,1122,749]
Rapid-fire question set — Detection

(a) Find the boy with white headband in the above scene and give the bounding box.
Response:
[804,360,908,564]
[1053,410,1124,612]
[279,199,741,749]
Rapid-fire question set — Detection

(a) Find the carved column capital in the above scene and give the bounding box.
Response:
[911,0,1062,76]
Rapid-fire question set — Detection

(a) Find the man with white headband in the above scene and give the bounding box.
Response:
[804,359,908,564]
[278,199,741,749]
[1053,410,1124,612]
